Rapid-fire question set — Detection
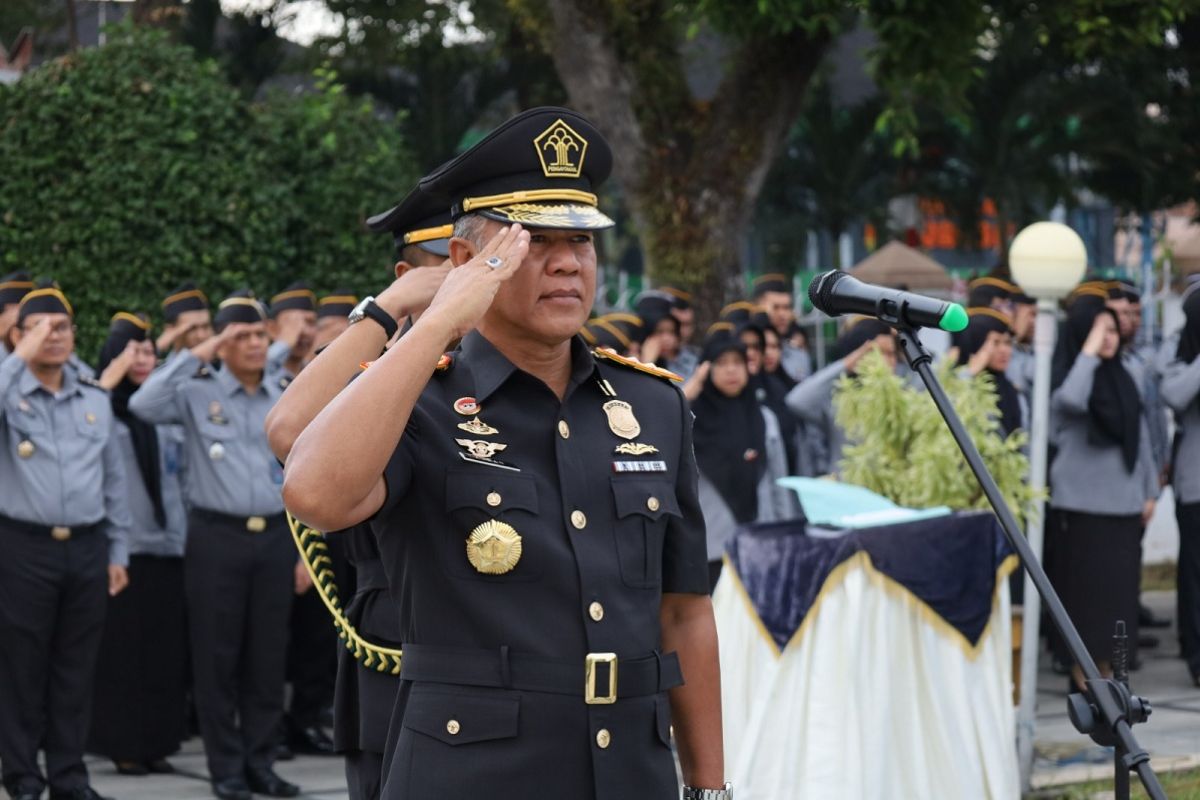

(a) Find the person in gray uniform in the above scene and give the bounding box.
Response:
[157,281,214,362]
[1046,287,1160,691]
[129,291,299,800]
[1162,277,1200,686]
[267,282,318,378]
[0,286,131,800]
[785,317,896,476]
[0,271,33,360]
[87,312,190,776]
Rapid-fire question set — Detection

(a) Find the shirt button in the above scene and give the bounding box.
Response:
[446,719,460,735]
[558,420,570,439]
[596,728,611,749]
[486,492,502,507]
[646,496,660,512]
[571,510,587,530]
[588,601,604,622]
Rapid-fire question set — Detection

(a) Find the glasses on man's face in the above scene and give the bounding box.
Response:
[24,321,76,336]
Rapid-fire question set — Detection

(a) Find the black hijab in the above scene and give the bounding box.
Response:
[1051,292,1142,472]
[97,313,166,527]
[957,308,1023,436]
[690,332,767,524]
[1177,280,1200,365]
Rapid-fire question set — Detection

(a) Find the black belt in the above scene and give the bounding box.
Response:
[400,644,683,705]
[190,508,285,533]
[0,512,102,541]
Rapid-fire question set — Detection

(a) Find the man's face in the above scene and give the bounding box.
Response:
[671,307,695,344]
[218,322,269,373]
[172,309,214,350]
[476,220,596,345]
[1106,297,1134,340]
[761,291,794,336]
[14,312,74,367]
[274,308,317,354]
[314,316,350,351]
[1012,303,1035,343]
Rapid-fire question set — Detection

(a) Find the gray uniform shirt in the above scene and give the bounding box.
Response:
[780,343,813,382]
[1126,346,1171,473]
[1006,345,1035,396]
[0,355,132,565]
[115,418,189,557]
[128,350,286,517]
[1161,355,1200,505]
[1049,353,1159,515]
[785,358,847,477]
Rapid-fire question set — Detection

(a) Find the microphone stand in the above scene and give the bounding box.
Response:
[892,323,1164,800]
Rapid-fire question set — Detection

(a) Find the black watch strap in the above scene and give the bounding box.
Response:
[359,300,398,340]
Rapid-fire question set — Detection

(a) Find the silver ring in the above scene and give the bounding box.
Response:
[485,256,504,269]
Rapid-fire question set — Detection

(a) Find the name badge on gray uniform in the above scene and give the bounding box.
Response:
[612,460,667,473]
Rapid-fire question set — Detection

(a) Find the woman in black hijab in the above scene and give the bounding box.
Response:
[1046,287,1159,690]
[1162,277,1200,685]
[88,313,190,775]
[691,330,799,590]
[956,308,1024,437]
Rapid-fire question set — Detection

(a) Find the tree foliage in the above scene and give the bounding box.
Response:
[0,25,414,356]
[834,351,1040,525]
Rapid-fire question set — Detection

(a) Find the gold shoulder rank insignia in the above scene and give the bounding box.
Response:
[593,347,683,382]
[436,353,453,372]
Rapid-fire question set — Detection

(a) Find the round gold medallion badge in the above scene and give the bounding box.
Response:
[465,520,523,575]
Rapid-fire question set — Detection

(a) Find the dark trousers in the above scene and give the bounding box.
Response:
[0,524,108,795]
[346,750,384,800]
[286,587,337,729]
[186,512,294,781]
[1178,500,1200,675]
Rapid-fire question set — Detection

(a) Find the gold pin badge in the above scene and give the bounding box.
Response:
[453,397,481,416]
[458,417,498,436]
[85,412,96,424]
[466,520,523,575]
[615,442,658,455]
[456,439,508,460]
[602,400,641,440]
[18,399,31,413]
[17,440,35,459]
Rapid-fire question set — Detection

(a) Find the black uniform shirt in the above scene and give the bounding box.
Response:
[373,331,708,659]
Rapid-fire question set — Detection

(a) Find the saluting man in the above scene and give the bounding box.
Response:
[0,285,132,800]
[157,281,214,361]
[129,291,300,800]
[283,107,728,800]
[0,271,34,360]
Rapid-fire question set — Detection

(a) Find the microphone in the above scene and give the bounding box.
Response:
[807,271,968,332]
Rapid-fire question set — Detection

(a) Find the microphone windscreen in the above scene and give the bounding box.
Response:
[809,270,847,316]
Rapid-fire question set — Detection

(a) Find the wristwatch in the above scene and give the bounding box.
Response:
[682,783,732,800]
[348,295,398,340]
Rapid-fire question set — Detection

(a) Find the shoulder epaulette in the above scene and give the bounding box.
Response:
[79,375,106,390]
[194,365,213,379]
[593,347,683,382]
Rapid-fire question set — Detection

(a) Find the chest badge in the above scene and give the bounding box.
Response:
[615,442,659,455]
[18,399,31,413]
[209,442,227,461]
[208,400,228,425]
[602,400,641,440]
[453,397,481,416]
[85,412,97,425]
[458,417,499,436]
[456,439,508,460]
[17,440,35,459]
[466,520,523,575]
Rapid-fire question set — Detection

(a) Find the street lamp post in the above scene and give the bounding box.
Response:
[1009,221,1088,792]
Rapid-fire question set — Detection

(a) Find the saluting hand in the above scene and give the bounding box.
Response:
[966,336,996,377]
[108,564,129,597]
[682,361,710,402]
[1082,314,1109,357]
[12,316,53,363]
[421,223,531,341]
[191,322,248,363]
[98,340,138,390]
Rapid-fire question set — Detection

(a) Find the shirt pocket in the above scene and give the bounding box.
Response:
[75,403,109,440]
[610,476,680,589]
[402,686,520,746]
[442,467,541,582]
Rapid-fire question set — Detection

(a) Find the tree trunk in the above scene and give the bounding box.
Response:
[64,0,79,51]
[540,0,829,322]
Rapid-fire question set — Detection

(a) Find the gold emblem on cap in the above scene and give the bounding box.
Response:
[466,519,523,575]
[534,118,588,179]
[17,440,35,459]
[615,442,658,455]
[602,400,641,440]
[456,439,508,460]
[458,417,498,436]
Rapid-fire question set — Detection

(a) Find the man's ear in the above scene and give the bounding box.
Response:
[394,261,412,279]
[448,236,476,267]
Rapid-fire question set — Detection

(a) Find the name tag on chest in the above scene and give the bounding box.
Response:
[612,460,668,473]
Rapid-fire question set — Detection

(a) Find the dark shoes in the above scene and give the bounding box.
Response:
[49,788,114,800]
[245,768,300,798]
[288,724,335,756]
[211,777,252,800]
[113,760,148,776]
[145,759,175,774]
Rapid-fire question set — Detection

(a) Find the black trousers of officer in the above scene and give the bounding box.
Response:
[186,511,293,781]
[0,522,108,796]
[1178,500,1200,677]
[285,538,343,732]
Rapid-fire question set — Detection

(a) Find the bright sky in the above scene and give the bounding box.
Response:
[220,0,344,45]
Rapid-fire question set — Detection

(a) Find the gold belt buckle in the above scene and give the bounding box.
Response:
[50,526,71,541]
[246,516,267,533]
[584,652,618,705]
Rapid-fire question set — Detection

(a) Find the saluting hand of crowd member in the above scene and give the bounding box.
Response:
[842,332,893,374]
[98,340,140,391]
[965,336,997,377]
[11,313,56,362]
[683,360,711,402]
[187,320,253,363]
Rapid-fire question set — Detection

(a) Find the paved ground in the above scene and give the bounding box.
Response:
[1030,590,1200,791]
[73,590,1198,799]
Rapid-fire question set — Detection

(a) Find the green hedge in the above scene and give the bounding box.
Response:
[0,26,416,358]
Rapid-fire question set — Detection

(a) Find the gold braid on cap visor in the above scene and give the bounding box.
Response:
[461,189,599,212]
